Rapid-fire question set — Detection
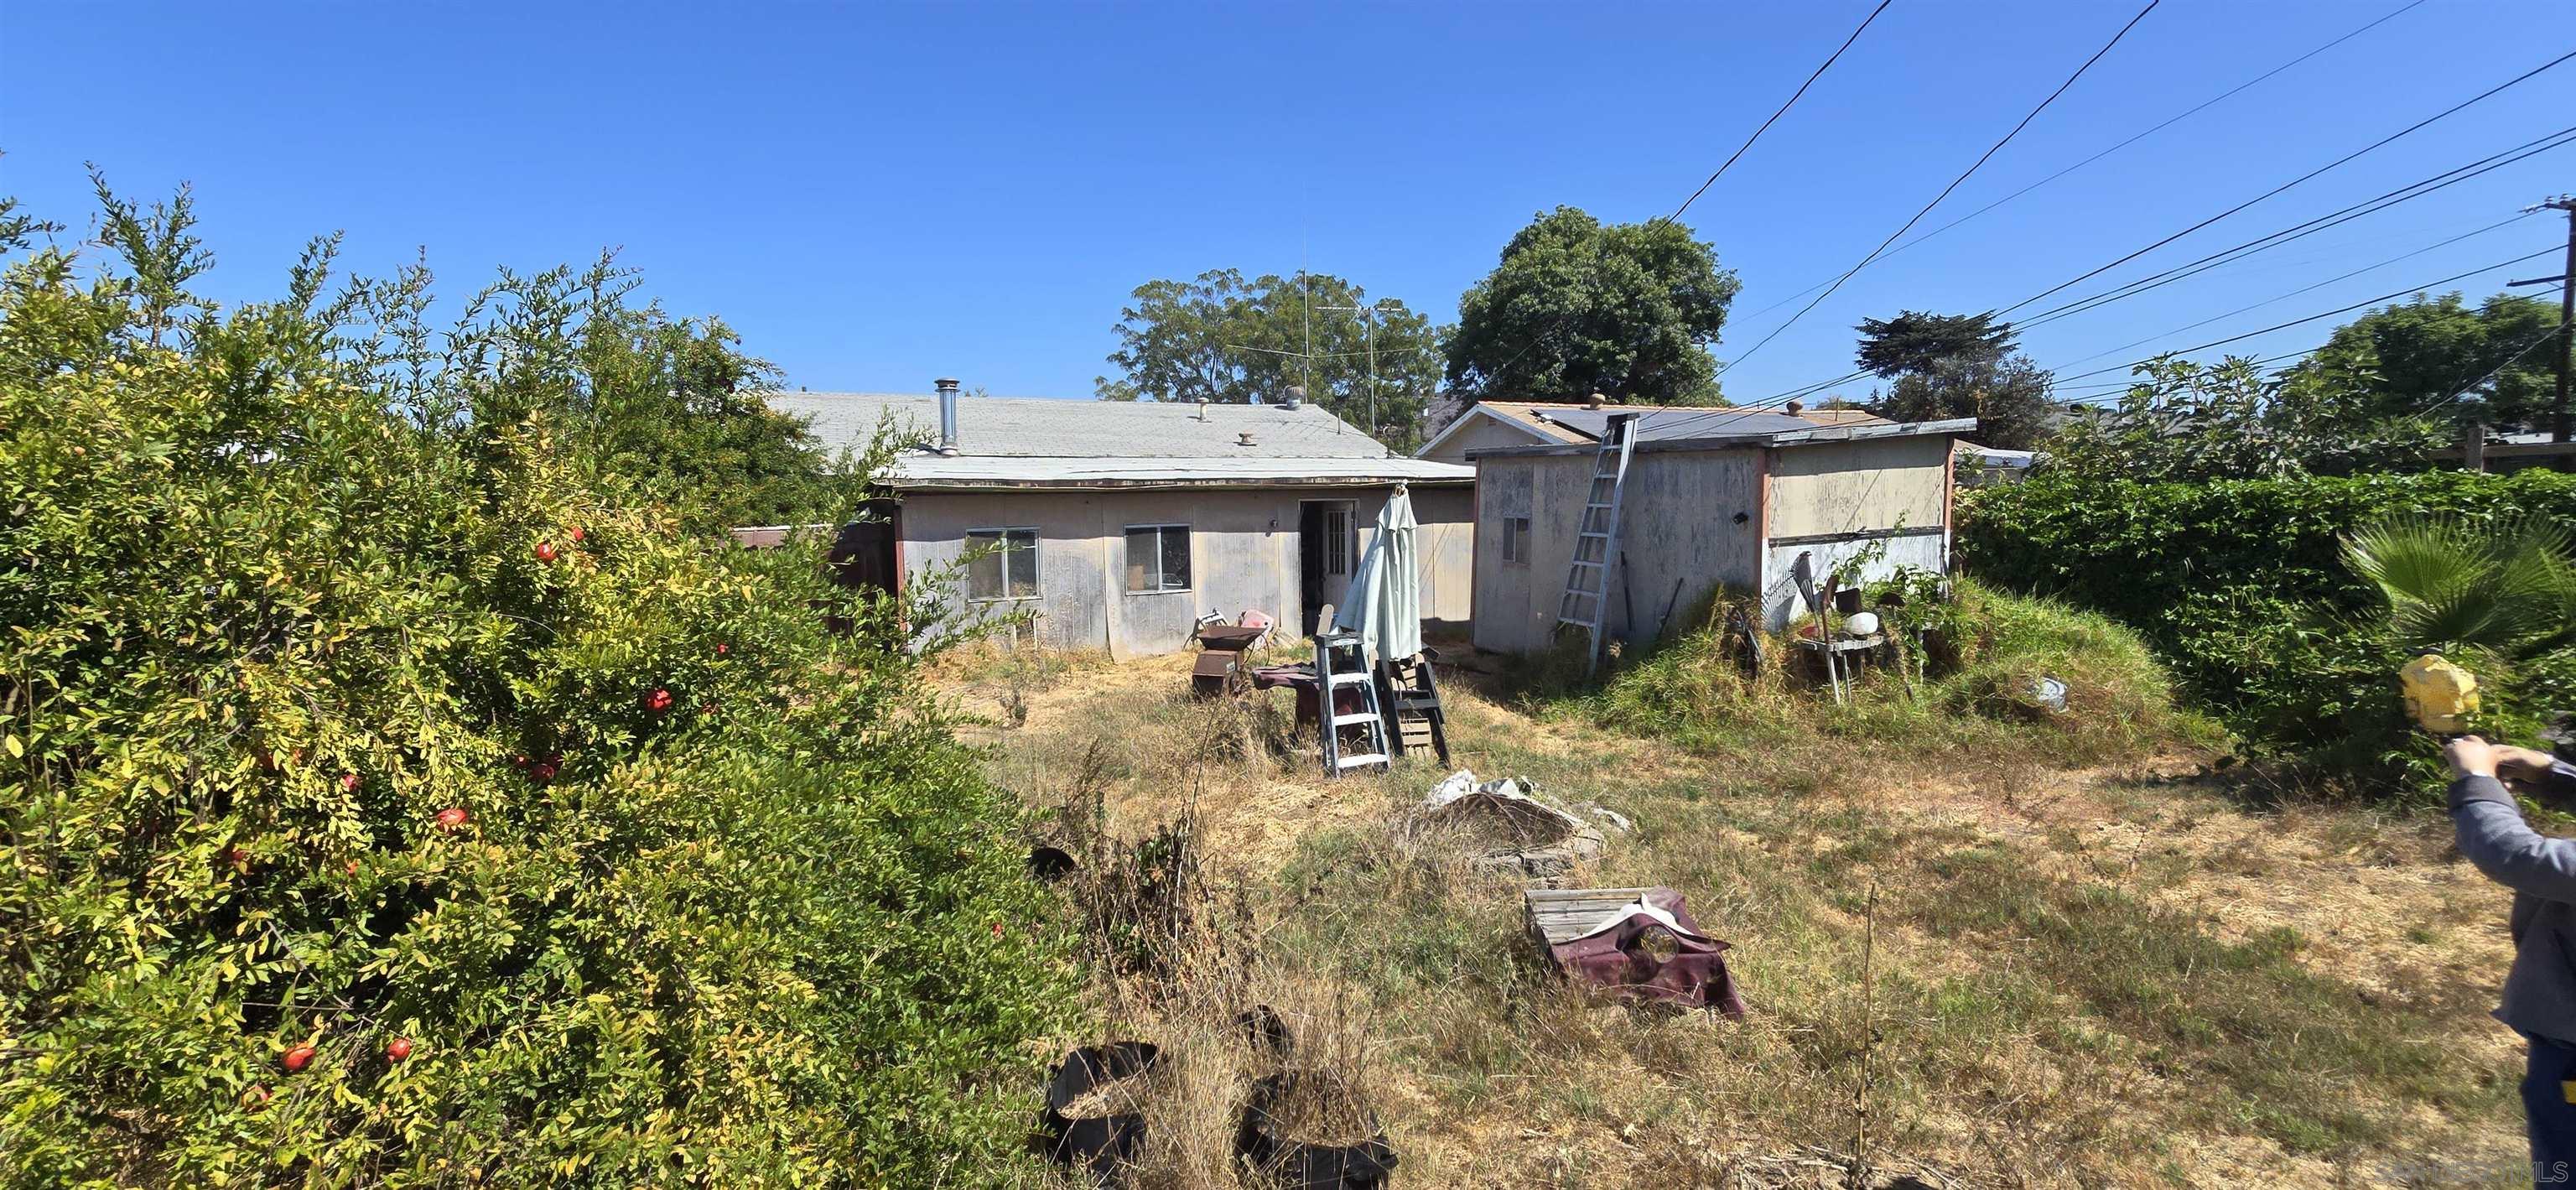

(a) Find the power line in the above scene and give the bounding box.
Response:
[1737,128,2576,409]
[2044,213,2538,370]
[1992,47,2576,320]
[1720,0,2161,375]
[1734,0,2428,324]
[2044,247,2559,385]
[1470,2,1895,390]
[2012,125,2576,330]
[1669,0,1894,224]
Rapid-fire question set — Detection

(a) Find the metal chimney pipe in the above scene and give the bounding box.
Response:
[935,377,961,455]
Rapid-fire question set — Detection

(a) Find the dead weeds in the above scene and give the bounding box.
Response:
[957,651,2527,1187]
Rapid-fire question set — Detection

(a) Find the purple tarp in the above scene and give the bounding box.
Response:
[1547,888,1747,1017]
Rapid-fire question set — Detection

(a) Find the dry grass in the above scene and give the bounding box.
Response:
[956,630,2527,1188]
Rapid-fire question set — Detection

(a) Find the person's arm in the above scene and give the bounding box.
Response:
[2449,737,2576,903]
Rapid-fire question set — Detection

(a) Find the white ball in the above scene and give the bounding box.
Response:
[1843,611,1881,637]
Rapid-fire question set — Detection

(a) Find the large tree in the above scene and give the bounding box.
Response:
[1854,309,2053,449]
[1443,206,1738,406]
[2286,291,2562,430]
[1854,310,2016,379]
[1093,268,1439,448]
[1870,353,2057,450]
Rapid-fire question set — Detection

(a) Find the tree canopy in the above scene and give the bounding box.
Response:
[1093,268,1438,448]
[1854,309,2052,449]
[2284,291,2562,431]
[1444,206,1738,406]
[2041,356,2447,484]
[1854,310,2017,378]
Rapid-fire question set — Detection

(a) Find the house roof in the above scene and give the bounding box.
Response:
[1467,413,1979,460]
[771,390,1472,490]
[1540,407,1823,444]
[1794,407,1893,428]
[1415,399,1891,457]
[886,455,1479,491]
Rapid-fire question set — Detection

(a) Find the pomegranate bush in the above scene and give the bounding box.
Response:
[0,189,1073,1184]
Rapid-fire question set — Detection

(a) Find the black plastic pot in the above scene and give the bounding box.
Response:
[1233,1072,1398,1189]
[1027,844,1078,881]
[1036,1042,1161,1187]
[1236,1004,1294,1057]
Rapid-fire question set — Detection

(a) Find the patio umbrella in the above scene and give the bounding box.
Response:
[1332,485,1421,665]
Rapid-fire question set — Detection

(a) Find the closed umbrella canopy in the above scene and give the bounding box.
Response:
[1332,486,1421,664]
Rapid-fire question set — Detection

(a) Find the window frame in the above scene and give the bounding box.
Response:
[963,526,1041,602]
[1122,522,1193,595]
[1322,506,1353,578]
[1501,516,1533,565]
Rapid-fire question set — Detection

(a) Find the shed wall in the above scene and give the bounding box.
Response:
[1472,449,1763,654]
[1756,435,1955,628]
[1765,435,1951,539]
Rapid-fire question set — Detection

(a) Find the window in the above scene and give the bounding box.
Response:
[1501,517,1532,564]
[1322,507,1352,577]
[965,527,1038,600]
[1124,524,1191,592]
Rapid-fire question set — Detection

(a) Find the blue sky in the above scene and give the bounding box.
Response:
[3,1,2571,409]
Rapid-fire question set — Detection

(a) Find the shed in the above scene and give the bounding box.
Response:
[1467,409,1975,652]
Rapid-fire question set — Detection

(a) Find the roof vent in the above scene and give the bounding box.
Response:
[1587,392,1607,410]
[934,378,962,455]
[1282,386,1305,410]
[1237,431,1257,447]
[1784,399,1805,415]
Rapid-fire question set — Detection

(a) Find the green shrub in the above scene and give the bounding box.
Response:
[0,192,1072,1185]
[1961,470,2576,782]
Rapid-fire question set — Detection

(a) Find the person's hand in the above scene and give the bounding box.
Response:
[2446,735,2500,779]
[2494,745,2561,782]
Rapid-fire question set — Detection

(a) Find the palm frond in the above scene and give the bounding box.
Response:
[2344,513,2574,660]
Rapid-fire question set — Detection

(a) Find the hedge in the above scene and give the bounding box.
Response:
[1958,469,2576,761]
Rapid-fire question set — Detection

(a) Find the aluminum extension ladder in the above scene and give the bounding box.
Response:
[1314,631,1390,777]
[1553,413,1638,674]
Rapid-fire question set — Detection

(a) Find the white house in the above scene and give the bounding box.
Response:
[774,382,1475,657]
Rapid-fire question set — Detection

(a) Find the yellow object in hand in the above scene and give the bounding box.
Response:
[2401,653,2480,734]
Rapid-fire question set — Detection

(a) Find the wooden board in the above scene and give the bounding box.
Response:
[1524,886,1659,946]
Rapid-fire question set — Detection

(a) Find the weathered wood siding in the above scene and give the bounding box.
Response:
[1472,449,1763,655]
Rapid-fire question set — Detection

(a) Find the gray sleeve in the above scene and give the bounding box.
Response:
[2452,775,2576,903]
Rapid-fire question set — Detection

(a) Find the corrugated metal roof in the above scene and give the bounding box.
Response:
[886,455,1472,490]
[1541,407,1822,443]
[771,391,1399,460]
[1467,416,1980,460]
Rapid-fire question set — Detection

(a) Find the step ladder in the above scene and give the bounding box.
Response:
[1374,652,1452,767]
[1554,413,1639,674]
[1314,631,1390,777]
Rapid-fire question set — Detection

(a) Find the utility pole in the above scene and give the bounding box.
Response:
[1320,299,1402,438]
[2547,196,2576,444]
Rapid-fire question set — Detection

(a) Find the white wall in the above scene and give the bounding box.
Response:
[899,483,1472,657]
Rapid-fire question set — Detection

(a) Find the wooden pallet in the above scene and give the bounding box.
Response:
[1523,886,1661,949]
